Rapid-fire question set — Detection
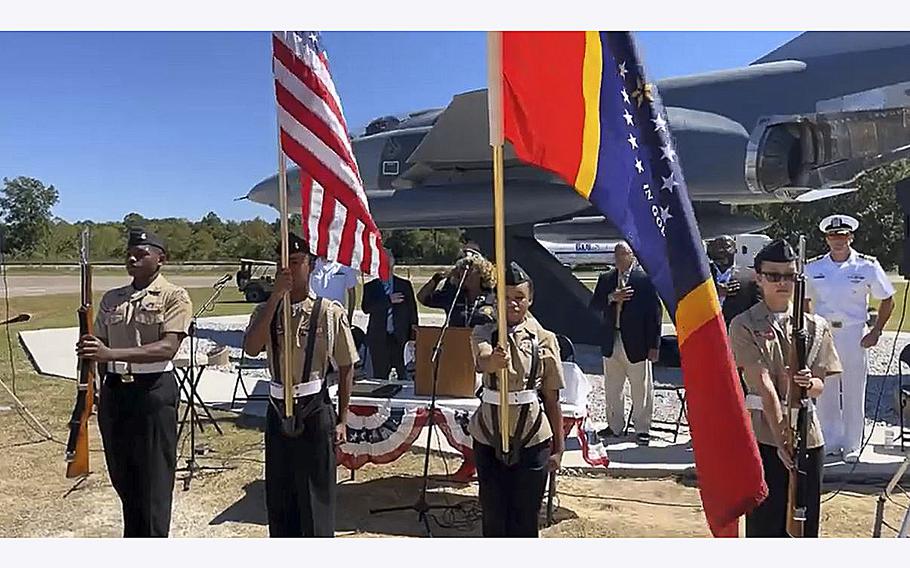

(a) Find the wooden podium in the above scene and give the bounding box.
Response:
[414,326,477,398]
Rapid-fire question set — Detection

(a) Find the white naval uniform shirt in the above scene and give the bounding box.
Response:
[805,249,895,327]
[714,265,734,307]
[309,258,358,304]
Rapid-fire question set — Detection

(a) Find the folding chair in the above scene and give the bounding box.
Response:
[898,344,910,451]
[231,333,269,409]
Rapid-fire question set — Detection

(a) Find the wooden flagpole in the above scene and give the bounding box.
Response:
[487,31,509,454]
[276,121,294,417]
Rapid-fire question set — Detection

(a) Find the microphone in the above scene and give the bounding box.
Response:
[213,273,232,288]
[0,313,31,325]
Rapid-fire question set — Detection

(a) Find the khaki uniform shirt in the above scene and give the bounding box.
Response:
[729,302,842,449]
[469,315,565,448]
[94,274,193,363]
[247,295,359,386]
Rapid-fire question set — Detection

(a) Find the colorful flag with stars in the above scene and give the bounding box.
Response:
[497,31,767,537]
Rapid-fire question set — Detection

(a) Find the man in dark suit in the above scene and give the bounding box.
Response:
[589,241,662,445]
[361,250,418,380]
[707,236,761,327]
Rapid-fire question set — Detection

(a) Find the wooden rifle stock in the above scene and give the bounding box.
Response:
[786,236,810,537]
[65,229,96,478]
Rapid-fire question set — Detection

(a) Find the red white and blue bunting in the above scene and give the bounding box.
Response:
[337,403,609,472]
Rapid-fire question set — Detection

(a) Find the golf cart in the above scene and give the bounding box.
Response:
[236,258,276,303]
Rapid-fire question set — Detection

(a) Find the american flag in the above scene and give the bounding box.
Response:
[272,31,389,279]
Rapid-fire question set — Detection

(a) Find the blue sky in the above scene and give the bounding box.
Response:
[0,31,799,223]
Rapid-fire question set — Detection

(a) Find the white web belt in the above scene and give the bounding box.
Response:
[481,388,537,406]
[269,379,323,400]
[107,361,174,375]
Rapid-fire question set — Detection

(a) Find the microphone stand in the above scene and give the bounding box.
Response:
[175,274,234,491]
[370,267,469,536]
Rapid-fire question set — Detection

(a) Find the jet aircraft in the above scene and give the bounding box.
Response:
[247,32,910,343]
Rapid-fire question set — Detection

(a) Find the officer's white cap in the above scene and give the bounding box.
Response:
[818,214,859,234]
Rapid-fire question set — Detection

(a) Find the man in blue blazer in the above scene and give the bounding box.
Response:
[361,250,419,380]
[589,241,663,445]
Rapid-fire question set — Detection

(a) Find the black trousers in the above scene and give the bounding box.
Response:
[474,440,550,537]
[746,443,823,538]
[98,372,178,538]
[368,332,406,380]
[265,399,337,537]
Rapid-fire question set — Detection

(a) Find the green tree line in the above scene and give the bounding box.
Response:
[0,176,464,264]
[4,163,910,268]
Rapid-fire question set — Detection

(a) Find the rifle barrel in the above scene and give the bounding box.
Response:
[66,228,94,478]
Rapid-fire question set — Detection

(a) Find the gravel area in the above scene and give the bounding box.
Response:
[867,331,910,426]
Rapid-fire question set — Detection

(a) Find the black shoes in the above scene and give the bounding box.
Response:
[597,426,618,439]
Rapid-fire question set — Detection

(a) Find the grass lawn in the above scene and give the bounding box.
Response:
[875,280,910,332]
[0,286,258,449]
[2,269,906,335]
[0,286,254,332]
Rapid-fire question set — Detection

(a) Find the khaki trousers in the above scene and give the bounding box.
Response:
[603,335,653,435]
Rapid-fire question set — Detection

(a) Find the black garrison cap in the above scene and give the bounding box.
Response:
[504,261,531,286]
[127,227,166,253]
[276,232,311,256]
[753,238,796,268]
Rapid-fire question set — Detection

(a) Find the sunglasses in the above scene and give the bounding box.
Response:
[760,272,797,283]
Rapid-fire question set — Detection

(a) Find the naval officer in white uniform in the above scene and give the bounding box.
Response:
[805,214,895,462]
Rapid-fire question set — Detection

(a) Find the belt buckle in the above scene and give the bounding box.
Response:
[109,363,134,383]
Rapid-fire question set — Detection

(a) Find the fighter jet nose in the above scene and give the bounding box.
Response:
[247,175,278,208]
[247,169,304,210]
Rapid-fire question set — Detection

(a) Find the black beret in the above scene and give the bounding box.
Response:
[276,232,311,256]
[127,227,166,253]
[504,261,531,286]
[753,238,796,267]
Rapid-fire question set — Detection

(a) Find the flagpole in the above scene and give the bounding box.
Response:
[276,120,294,418]
[487,31,509,454]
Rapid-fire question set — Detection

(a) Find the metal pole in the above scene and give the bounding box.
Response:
[276,120,294,417]
[488,31,509,453]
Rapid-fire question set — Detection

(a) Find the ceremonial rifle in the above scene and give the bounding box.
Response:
[785,235,810,537]
[545,470,557,526]
[65,228,96,478]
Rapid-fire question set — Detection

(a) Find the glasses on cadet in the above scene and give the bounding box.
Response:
[760,272,797,283]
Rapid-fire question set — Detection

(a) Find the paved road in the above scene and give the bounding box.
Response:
[0,274,232,297]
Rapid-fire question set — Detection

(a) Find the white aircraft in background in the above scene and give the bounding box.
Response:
[539,233,771,271]
[538,239,616,269]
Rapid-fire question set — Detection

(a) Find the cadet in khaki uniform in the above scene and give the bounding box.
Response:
[729,239,842,538]
[243,233,358,538]
[470,262,565,538]
[76,228,192,538]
